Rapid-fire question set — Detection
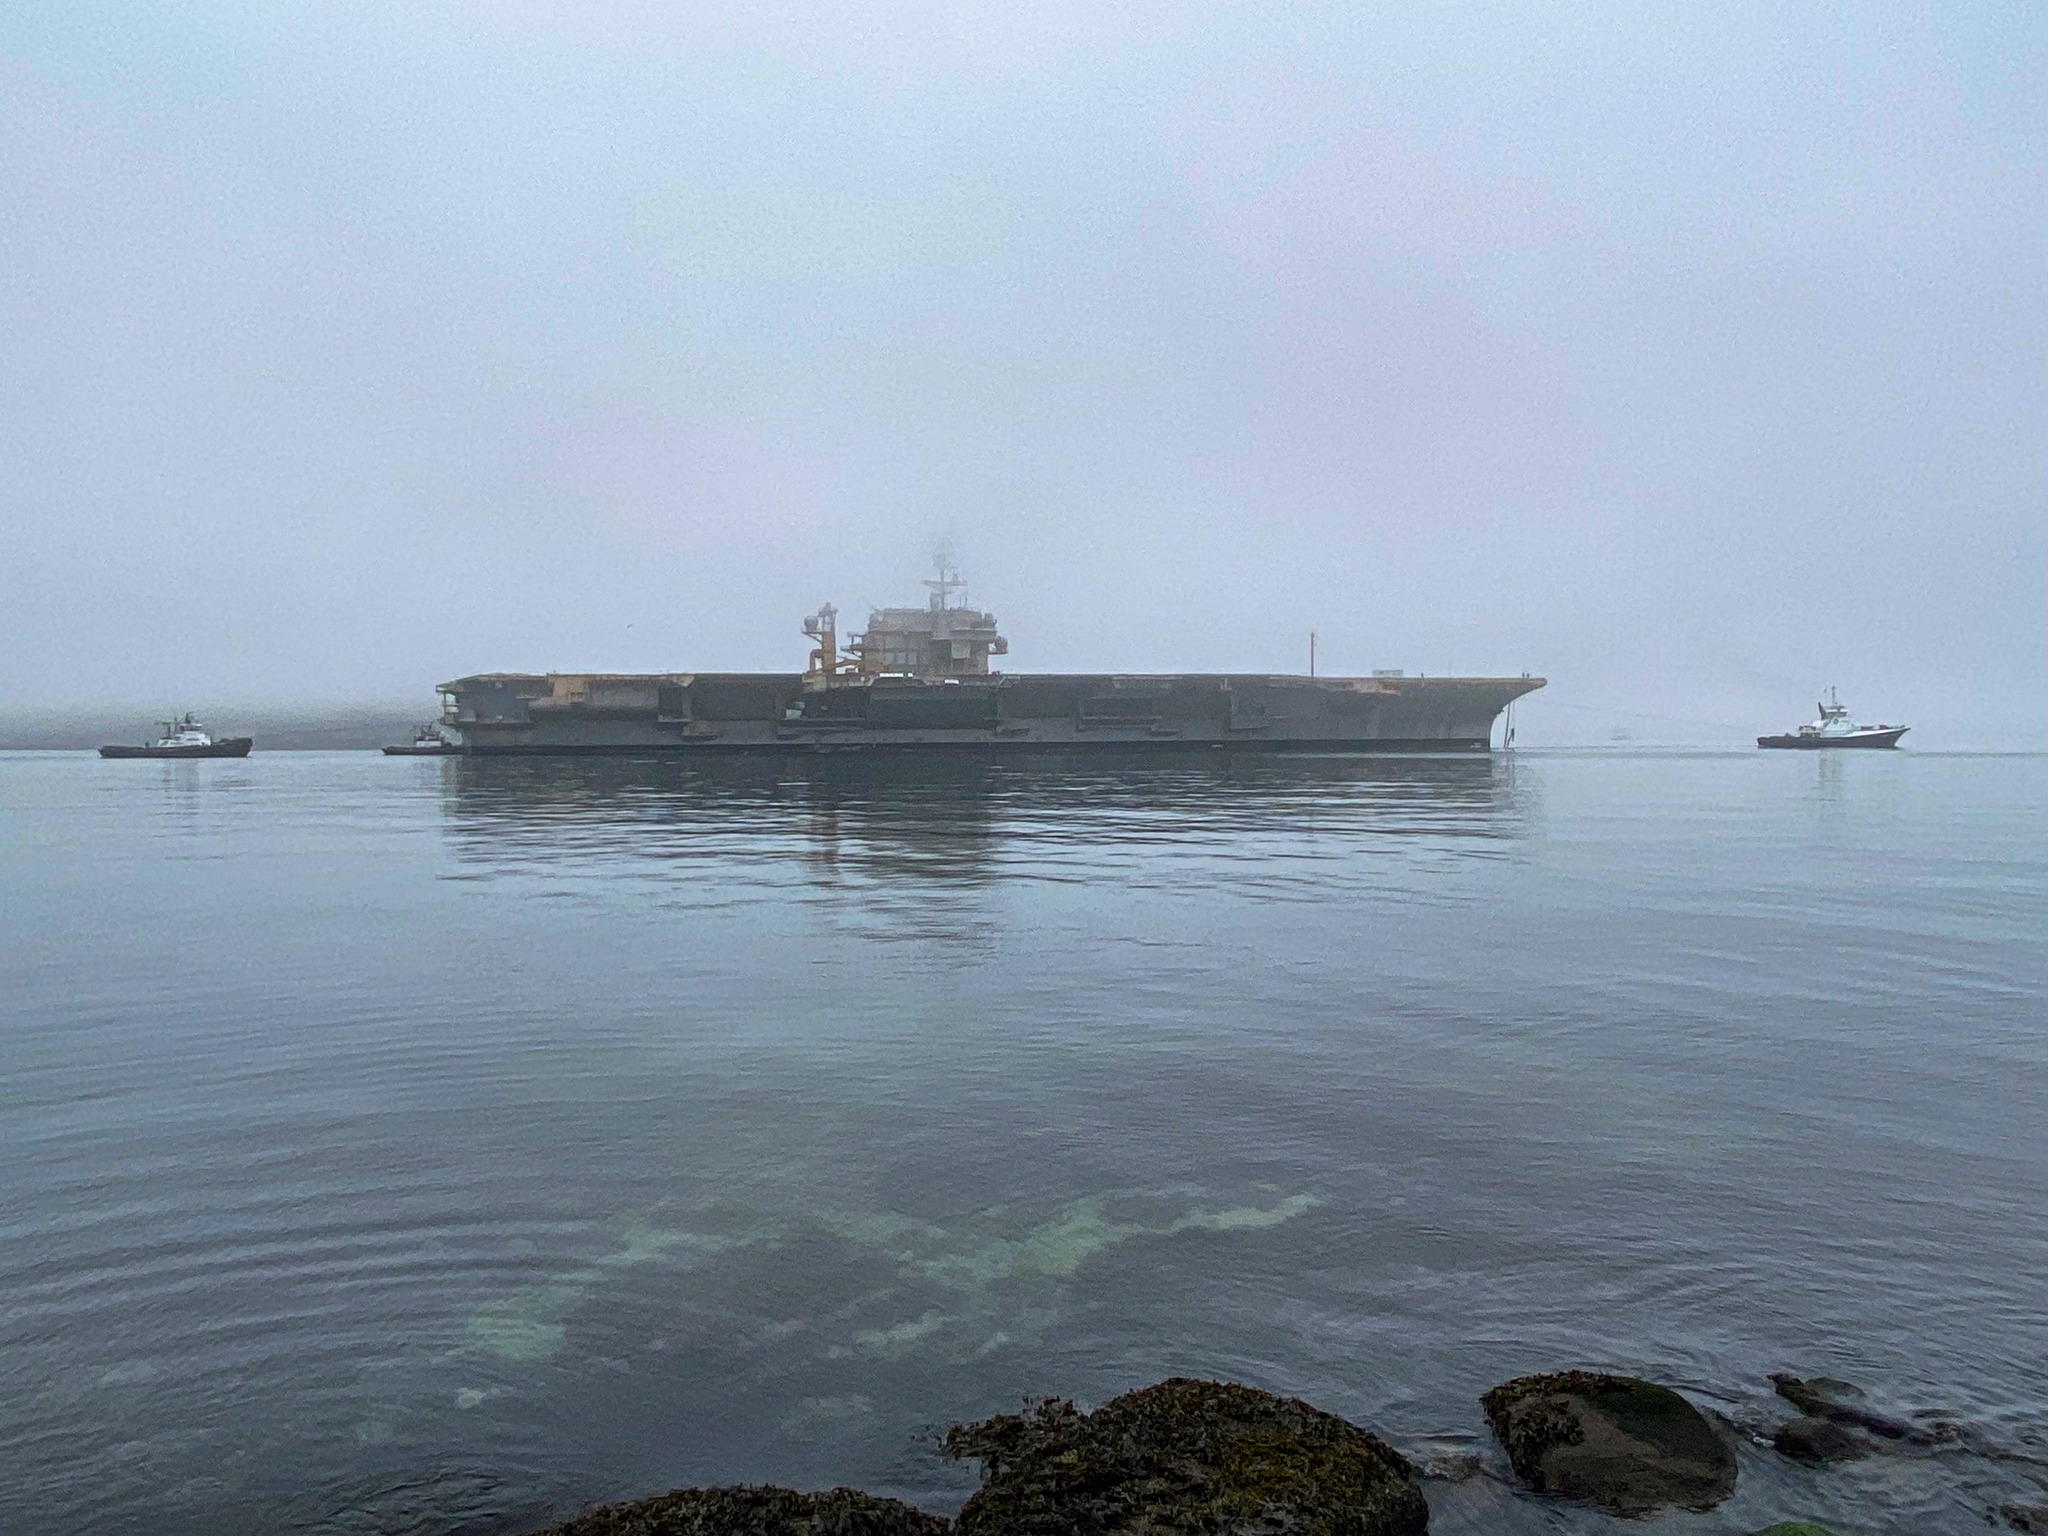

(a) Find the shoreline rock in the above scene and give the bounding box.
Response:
[1768,1373,1955,1465]
[945,1376,1429,1535]
[514,1368,1990,1533]
[525,1484,949,1535]
[1480,1370,1737,1516]
[1771,1415,1872,1465]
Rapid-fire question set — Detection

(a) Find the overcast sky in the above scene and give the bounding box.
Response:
[3,2,2041,742]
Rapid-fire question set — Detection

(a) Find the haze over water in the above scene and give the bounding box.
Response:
[2,748,2042,1535]
[5,5,2043,742]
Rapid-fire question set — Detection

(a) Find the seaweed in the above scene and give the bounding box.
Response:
[946,1376,1427,1535]
[528,1484,948,1536]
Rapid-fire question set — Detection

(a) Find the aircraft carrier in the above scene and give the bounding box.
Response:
[433,567,1543,756]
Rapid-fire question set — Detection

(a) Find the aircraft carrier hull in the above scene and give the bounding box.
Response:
[436,672,1543,755]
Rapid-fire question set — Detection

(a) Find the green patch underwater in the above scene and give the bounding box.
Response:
[462,1188,1318,1367]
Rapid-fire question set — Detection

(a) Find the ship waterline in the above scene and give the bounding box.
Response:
[434,670,1546,755]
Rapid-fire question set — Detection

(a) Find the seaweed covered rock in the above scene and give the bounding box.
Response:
[2001,1503,2048,1535]
[1480,1371,1736,1516]
[945,1376,1428,1535]
[529,1484,950,1536]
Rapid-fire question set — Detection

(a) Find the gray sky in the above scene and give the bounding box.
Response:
[3,2,2041,743]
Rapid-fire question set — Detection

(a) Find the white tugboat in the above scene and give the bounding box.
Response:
[99,713,253,759]
[1758,688,1908,750]
[382,723,456,756]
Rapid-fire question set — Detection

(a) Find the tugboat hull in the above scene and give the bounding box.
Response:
[99,739,253,759]
[1757,727,1907,750]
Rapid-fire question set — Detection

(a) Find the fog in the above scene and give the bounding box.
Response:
[4,3,2041,745]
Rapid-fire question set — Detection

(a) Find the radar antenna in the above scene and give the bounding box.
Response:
[923,549,962,612]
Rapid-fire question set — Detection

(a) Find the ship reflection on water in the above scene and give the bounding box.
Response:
[434,752,1533,919]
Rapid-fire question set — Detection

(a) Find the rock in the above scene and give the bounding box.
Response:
[1479,1370,1737,1517]
[527,1484,950,1535]
[1769,1374,1937,1446]
[1771,1416,1870,1465]
[2003,1504,2048,1535]
[1785,1376,1864,1401]
[944,1376,1428,1535]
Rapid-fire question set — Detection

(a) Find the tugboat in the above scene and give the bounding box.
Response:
[382,724,457,756]
[1758,688,1908,749]
[99,713,253,759]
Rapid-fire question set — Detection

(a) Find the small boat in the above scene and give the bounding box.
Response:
[99,713,253,759]
[1758,688,1907,750]
[382,724,457,756]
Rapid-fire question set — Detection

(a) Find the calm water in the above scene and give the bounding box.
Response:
[2,749,2043,1536]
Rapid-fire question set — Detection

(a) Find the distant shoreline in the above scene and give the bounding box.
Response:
[0,708,423,753]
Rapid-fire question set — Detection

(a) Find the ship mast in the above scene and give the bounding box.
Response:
[923,555,961,611]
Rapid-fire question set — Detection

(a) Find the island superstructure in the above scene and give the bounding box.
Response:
[434,566,1544,755]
